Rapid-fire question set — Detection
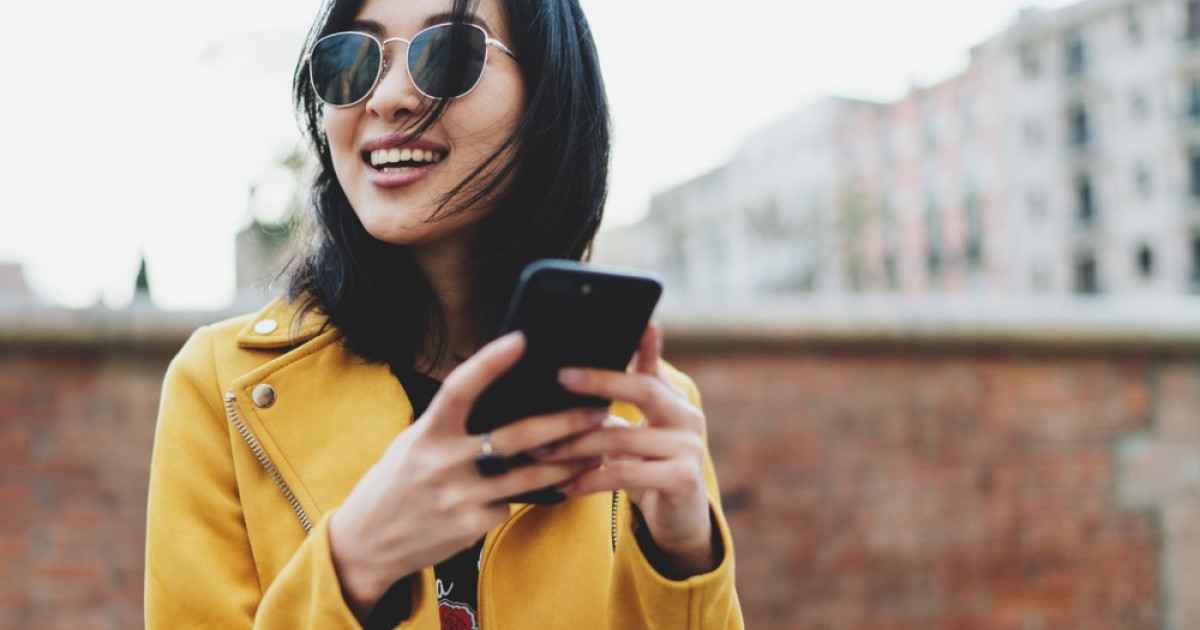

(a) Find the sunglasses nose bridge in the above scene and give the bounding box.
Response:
[374,37,417,89]
[377,36,411,71]
[366,36,428,117]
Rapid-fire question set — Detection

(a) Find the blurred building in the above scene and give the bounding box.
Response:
[235,219,292,306]
[0,262,36,305]
[234,147,309,309]
[609,0,1200,300]
[979,0,1200,294]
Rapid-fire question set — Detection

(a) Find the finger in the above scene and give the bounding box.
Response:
[478,459,602,503]
[557,369,700,429]
[427,332,525,434]
[533,425,703,462]
[632,323,662,376]
[488,407,609,454]
[557,458,705,498]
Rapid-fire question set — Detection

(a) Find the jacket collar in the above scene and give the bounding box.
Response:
[234,297,327,350]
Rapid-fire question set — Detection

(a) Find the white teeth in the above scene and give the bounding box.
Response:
[369,147,446,167]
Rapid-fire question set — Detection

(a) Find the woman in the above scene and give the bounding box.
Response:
[144,0,743,627]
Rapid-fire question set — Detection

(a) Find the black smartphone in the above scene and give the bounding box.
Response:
[467,259,663,504]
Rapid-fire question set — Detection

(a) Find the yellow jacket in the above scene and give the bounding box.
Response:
[145,298,743,629]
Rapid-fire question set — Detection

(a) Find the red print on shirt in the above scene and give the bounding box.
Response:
[439,600,478,630]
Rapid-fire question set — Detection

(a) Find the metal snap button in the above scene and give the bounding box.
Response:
[252,384,277,409]
[254,318,279,335]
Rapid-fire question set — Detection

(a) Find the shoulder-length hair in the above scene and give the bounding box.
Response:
[286,0,610,370]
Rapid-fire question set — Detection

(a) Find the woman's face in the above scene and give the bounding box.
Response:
[324,0,524,248]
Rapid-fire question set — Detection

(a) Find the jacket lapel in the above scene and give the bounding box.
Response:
[228,301,416,522]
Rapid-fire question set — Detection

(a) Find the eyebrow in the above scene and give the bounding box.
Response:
[346,14,493,38]
[346,19,386,37]
[422,12,492,34]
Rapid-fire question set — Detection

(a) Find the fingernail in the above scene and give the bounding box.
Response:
[586,408,608,423]
[499,331,525,347]
[531,446,554,459]
[559,368,585,385]
[557,481,576,495]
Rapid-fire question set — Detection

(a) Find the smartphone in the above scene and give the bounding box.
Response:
[467,259,663,503]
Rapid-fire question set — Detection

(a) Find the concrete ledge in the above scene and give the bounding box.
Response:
[0,301,242,350]
[658,295,1200,352]
[4,295,1200,352]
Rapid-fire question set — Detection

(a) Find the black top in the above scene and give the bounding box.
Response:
[365,365,484,630]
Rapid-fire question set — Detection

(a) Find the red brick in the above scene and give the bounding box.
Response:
[1,340,1191,629]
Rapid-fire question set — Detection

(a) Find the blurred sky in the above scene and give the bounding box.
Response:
[0,0,1073,310]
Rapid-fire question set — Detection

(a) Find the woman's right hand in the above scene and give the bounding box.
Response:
[328,331,605,619]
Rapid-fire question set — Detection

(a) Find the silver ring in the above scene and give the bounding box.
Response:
[473,432,508,477]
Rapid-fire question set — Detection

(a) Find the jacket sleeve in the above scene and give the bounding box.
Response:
[606,369,745,630]
[144,326,370,629]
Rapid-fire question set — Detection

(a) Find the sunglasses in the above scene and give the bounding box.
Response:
[306,23,517,107]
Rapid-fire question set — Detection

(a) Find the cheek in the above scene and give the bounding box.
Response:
[445,97,523,158]
[323,110,359,176]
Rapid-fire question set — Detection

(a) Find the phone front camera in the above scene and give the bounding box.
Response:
[581,284,593,295]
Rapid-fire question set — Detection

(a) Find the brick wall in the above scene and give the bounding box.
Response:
[672,345,1186,630]
[1,347,173,630]
[2,305,1198,629]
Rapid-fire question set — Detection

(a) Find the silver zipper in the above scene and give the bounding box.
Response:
[224,391,314,535]
[611,490,619,553]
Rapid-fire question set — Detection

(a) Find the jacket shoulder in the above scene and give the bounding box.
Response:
[167,297,328,394]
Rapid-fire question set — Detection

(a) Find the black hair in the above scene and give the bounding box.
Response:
[286,0,610,371]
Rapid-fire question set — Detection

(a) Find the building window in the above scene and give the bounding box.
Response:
[1189,0,1200,42]
[1191,148,1200,199]
[1069,104,1090,148]
[1020,46,1041,79]
[1075,252,1099,294]
[1023,119,1043,149]
[1131,89,1149,120]
[960,90,975,129]
[1028,189,1046,222]
[1127,7,1144,44]
[1189,80,1200,122]
[1032,264,1050,292]
[1078,176,1096,225]
[1191,234,1200,290]
[1066,31,1087,77]
[926,204,942,275]
[966,196,984,264]
[1137,244,1155,278]
[1136,164,1153,198]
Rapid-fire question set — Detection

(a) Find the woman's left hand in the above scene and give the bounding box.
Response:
[538,324,715,578]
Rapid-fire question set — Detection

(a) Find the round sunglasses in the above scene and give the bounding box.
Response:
[306,23,517,107]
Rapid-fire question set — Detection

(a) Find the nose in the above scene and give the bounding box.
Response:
[365,47,427,122]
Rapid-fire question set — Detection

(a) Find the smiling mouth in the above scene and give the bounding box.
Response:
[365,147,447,173]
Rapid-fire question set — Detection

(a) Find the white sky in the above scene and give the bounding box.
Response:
[0,0,1073,310]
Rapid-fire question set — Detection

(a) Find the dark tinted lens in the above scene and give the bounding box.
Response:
[408,24,487,99]
[310,33,381,105]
